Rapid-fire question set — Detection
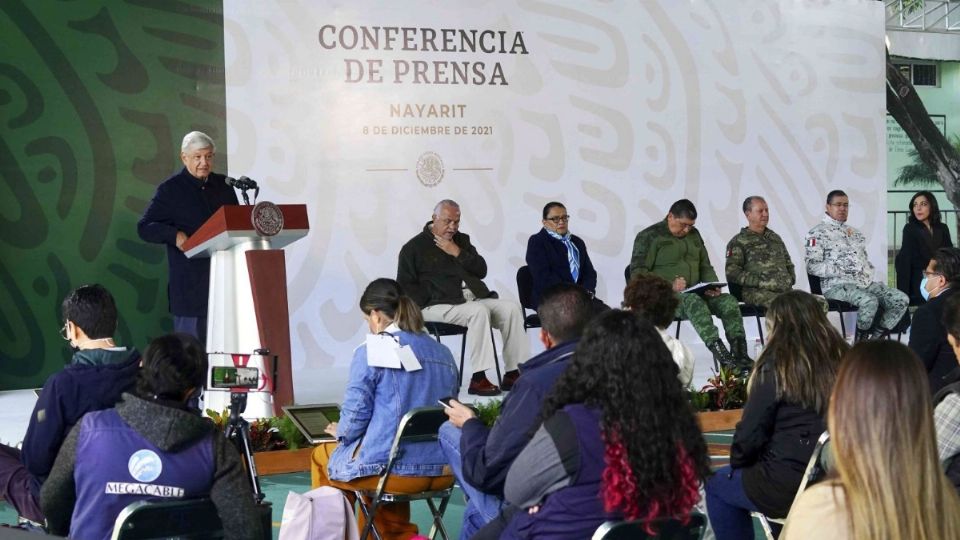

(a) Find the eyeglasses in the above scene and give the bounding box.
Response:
[545,216,570,223]
[59,322,70,341]
[923,270,943,278]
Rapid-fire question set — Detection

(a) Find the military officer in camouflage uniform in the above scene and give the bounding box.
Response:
[725,196,795,307]
[630,199,751,372]
[805,190,909,339]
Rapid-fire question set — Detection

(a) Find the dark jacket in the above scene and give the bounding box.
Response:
[137,168,239,316]
[896,220,952,305]
[397,223,492,307]
[460,340,578,497]
[525,229,597,308]
[22,347,140,497]
[730,364,825,518]
[910,287,960,394]
[40,393,261,539]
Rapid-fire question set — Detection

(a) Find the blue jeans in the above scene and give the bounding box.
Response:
[705,466,760,540]
[438,422,503,540]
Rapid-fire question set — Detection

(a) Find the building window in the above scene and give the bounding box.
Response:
[912,64,938,86]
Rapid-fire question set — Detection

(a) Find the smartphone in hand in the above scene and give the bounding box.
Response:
[438,397,455,408]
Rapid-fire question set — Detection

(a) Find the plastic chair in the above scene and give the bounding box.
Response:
[353,407,455,540]
[423,322,501,389]
[807,274,858,339]
[751,431,832,539]
[515,266,543,331]
[592,512,707,539]
[111,498,224,539]
[727,283,766,345]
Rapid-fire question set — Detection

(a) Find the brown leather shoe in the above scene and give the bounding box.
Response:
[468,377,501,396]
[500,370,520,391]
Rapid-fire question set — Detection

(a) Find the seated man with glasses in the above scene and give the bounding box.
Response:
[630,199,752,372]
[0,284,140,525]
[909,247,960,393]
[805,189,909,341]
[525,202,601,309]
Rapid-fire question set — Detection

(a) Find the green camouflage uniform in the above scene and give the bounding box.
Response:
[630,220,745,343]
[725,227,795,308]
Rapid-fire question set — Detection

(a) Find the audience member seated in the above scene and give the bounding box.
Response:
[622,273,694,385]
[783,341,960,539]
[725,196,797,308]
[398,199,528,395]
[525,202,601,308]
[630,198,751,372]
[40,333,261,539]
[805,189,909,341]
[896,190,953,305]
[310,278,458,540]
[0,284,139,525]
[474,310,709,539]
[934,293,960,494]
[706,290,848,539]
[438,284,595,539]
[909,247,960,393]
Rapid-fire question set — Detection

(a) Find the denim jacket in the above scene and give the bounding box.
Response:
[328,327,458,481]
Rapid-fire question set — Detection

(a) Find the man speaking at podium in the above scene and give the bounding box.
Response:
[138,132,239,344]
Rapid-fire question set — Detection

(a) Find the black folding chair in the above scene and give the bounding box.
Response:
[424,322,502,389]
[112,498,225,540]
[353,407,455,540]
[592,512,707,540]
[727,283,766,345]
[807,274,858,339]
[516,266,542,331]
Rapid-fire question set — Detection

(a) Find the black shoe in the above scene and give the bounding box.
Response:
[706,339,737,372]
[729,336,754,374]
[500,370,520,391]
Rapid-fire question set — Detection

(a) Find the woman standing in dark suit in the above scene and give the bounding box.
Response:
[896,191,953,305]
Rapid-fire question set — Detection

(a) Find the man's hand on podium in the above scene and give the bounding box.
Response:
[176,231,188,251]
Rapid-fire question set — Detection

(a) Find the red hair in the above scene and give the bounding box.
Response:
[602,433,700,535]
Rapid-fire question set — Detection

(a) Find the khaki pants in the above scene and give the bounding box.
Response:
[311,442,454,540]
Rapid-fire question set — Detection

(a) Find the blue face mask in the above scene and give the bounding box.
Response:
[920,276,931,301]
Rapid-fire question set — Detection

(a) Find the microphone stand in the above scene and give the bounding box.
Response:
[239,187,251,205]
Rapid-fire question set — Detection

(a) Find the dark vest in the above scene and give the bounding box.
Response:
[934,381,960,494]
[70,409,215,540]
[508,404,621,539]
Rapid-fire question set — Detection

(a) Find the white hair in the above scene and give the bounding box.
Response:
[180,131,216,153]
[433,199,460,216]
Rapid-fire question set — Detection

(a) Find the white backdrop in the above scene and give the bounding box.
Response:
[223,0,886,404]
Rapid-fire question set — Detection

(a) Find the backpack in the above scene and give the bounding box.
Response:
[279,486,359,540]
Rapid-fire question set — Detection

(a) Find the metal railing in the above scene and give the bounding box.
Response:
[886,0,960,33]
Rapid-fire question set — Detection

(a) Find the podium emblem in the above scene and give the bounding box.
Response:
[252,201,284,236]
[416,151,444,187]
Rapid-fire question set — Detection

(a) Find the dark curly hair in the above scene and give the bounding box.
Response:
[540,310,709,528]
[137,333,208,401]
[622,274,678,329]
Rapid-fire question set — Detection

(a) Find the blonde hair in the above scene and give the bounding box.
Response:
[829,341,960,540]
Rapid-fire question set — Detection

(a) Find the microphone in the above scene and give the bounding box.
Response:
[225,176,258,190]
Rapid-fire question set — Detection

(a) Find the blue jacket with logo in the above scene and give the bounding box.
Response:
[329,328,458,481]
[40,394,261,540]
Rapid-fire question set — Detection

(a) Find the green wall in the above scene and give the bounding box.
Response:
[0,1,227,389]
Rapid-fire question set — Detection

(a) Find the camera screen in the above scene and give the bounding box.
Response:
[210,366,259,389]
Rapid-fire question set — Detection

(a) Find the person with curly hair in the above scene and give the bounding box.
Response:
[783,341,960,539]
[706,290,848,539]
[623,273,695,385]
[474,310,710,539]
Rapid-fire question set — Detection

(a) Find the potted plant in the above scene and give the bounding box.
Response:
[206,409,314,475]
[689,367,747,432]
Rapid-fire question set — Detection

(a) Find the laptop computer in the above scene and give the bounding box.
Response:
[282,404,342,444]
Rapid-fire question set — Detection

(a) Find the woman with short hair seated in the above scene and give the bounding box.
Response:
[783,341,960,539]
[623,273,695,385]
[476,310,710,539]
[706,290,848,539]
[40,333,262,540]
[310,278,458,540]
